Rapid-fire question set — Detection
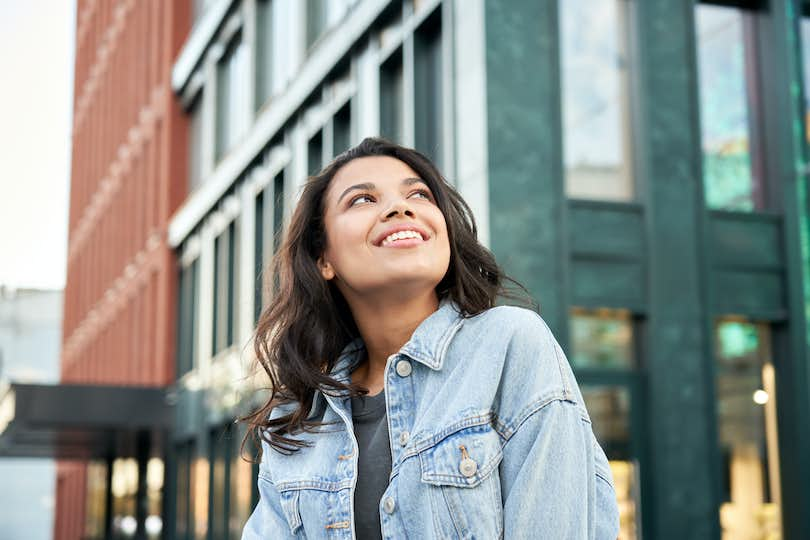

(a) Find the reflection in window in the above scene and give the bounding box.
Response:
[333,102,352,157]
[306,0,328,50]
[380,49,404,144]
[216,34,250,161]
[177,259,199,377]
[696,5,762,211]
[213,221,238,355]
[111,458,139,538]
[414,9,443,168]
[175,442,194,540]
[560,0,634,201]
[145,458,164,539]
[229,427,255,537]
[208,425,231,540]
[570,307,635,369]
[801,17,810,144]
[308,131,323,175]
[581,386,639,540]
[188,93,204,191]
[714,319,782,538]
[84,461,108,539]
[256,0,274,109]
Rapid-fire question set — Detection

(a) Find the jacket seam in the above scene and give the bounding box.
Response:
[496,395,582,444]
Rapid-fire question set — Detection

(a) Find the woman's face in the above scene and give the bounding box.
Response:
[318,156,451,302]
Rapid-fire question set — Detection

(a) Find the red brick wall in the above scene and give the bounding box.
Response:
[57,0,190,537]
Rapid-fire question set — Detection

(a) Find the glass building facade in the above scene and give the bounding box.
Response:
[162,1,810,539]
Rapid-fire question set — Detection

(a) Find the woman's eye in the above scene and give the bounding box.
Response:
[410,189,432,200]
[349,194,374,206]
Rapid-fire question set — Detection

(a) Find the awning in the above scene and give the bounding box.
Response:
[0,382,172,459]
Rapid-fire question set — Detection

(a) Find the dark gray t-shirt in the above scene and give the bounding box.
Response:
[350,390,392,540]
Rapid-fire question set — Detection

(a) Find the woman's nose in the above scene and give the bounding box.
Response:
[383,198,415,219]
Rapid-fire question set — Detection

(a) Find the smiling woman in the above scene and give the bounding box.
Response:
[241,137,620,539]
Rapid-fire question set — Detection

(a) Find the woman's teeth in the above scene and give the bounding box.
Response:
[382,230,423,246]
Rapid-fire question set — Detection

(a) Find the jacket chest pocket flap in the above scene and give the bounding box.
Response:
[418,424,503,488]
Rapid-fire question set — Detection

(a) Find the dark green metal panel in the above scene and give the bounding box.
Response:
[708,212,784,270]
[569,201,646,259]
[571,259,646,311]
[755,1,810,536]
[712,269,786,318]
[484,0,568,338]
[634,1,720,538]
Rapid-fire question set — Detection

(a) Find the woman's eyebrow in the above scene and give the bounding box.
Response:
[336,177,426,205]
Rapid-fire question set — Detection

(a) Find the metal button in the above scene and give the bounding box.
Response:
[395,359,412,377]
[382,496,396,514]
[398,431,410,446]
[459,457,478,478]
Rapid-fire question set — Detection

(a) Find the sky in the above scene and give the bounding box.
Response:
[0,0,75,291]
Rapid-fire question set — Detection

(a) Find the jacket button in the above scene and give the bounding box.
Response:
[395,359,412,377]
[459,457,478,478]
[382,496,396,514]
[398,431,410,446]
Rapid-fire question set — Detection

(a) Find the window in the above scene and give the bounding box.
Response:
[306,0,329,50]
[175,442,194,540]
[570,307,642,539]
[333,102,352,157]
[379,49,404,144]
[414,9,443,167]
[111,458,139,538]
[308,131,323,175]
[208,425,232,540]
[213,221,237,355]
[216,34,250,161]
[253,190,265,324]
[177,259,199,377]
[254,171,285,323]
[560,0,635,202]
[570,307,635,369]
[713,319,781,537]
[189,93,204,191]
[256,0,274,109]
[229,425,255,537]
[696,4,764,211]
[800,12,810,145]
[84,461,108,540]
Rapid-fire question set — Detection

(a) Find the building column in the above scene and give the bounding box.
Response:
[483,0,569,337]
[634,1,719,537]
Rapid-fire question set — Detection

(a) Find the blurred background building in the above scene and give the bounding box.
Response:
[0,287,61,539]
[2,0,810,539]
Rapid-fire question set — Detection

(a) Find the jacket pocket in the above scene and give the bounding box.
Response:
[278,487,303,536]
[418,423,504,539]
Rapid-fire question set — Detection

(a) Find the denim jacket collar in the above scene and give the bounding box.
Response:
[330,297,465,382]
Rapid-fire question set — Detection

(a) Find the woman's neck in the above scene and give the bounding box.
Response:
[348,290,439,393]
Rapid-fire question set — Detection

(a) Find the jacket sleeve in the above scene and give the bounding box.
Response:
[241,461,297,539]
[498,397,621,540]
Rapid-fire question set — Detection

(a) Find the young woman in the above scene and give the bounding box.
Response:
[242,137,620,539]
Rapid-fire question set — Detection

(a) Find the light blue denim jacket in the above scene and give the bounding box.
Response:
[242,301,620,539]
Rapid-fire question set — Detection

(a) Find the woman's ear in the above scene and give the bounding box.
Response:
[317,256,335,280]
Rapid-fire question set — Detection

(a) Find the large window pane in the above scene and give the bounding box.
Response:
[308,131,323,175]
[213,222,237,356]
[570,307,635,369]
[714,319,781,538]
[801,14,810,145]
[561,0,634,202]
[333,102,352,157]
[255,0,274,109]
[380,49,404,144]
[175,442,194,540]
[208,425,231,540]
[216,34,250,161]
[581,385,639,540]
[229,427,254,538]
[189,93,204,191]
[84,461,108,540]
[177,260,199,377]
[414,9,443,168]
[696,5,763,211]
[306,0,329,50]
[111,458,139,538]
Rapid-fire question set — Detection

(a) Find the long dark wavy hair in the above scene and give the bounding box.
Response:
[243,137,531,455]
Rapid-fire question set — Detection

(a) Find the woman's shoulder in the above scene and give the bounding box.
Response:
[464,304,553,343]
